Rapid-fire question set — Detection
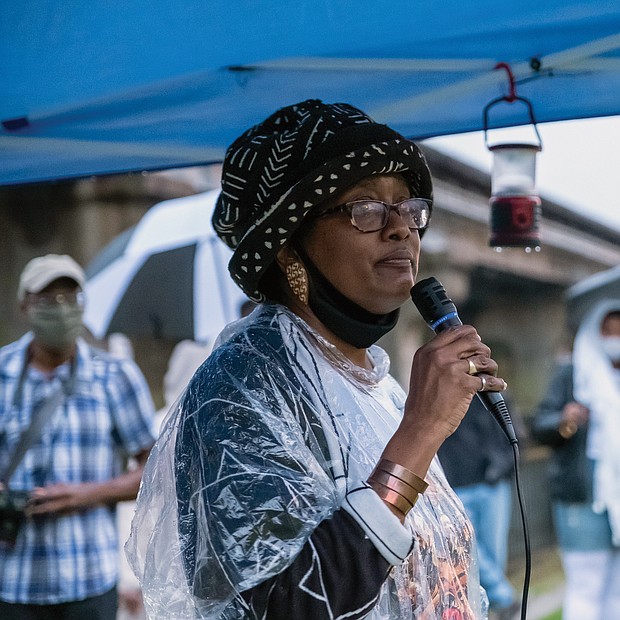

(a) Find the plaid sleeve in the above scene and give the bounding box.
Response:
[104,357,156,455]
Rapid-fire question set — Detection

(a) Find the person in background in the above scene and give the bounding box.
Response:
[439,396,520,620]
[0,254,156,620]
[155,339,215,428]
[531,299,620,620]
[128,99,508,619]
[106,332,146,620]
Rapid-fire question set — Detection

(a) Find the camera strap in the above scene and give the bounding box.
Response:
[1,356,78,488]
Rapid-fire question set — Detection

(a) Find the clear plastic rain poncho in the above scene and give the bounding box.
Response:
[127,304,486,619]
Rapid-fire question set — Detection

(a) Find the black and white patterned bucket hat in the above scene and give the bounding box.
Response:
[212,99,433,301]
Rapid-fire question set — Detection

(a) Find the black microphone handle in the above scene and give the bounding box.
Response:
[410,277,518,445]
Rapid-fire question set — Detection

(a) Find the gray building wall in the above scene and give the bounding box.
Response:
[2,153,619,561]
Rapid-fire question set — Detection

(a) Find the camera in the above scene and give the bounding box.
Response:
[0,489,30,546]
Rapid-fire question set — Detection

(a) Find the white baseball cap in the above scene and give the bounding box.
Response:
[18,254,85,301]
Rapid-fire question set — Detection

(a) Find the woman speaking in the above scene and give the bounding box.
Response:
[128,100,506,620]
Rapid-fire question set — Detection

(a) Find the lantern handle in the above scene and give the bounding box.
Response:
[483,62,543,150]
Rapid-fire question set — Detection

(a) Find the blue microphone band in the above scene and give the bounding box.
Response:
[429,311,460,331]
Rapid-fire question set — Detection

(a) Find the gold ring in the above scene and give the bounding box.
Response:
[467,359,478,375]
[479,375,487,391]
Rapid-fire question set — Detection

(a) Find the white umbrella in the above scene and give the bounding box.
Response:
[83,189,248,342]
[565,265,620,331]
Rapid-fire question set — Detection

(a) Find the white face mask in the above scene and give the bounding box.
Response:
[601,336,620,363]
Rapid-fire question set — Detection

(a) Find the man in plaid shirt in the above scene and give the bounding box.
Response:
[0,254,156,620]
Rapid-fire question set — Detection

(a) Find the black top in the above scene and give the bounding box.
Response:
[438,396,515,488]
[530,361,593,503]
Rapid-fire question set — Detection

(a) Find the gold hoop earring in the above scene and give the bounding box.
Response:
[285,260,309,304]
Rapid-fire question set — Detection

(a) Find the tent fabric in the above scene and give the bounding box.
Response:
[1,1,619,185]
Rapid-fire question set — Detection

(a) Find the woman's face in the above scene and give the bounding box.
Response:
[301,173,421,315]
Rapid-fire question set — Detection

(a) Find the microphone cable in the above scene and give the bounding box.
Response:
[411,277,531,619]
[511,440,531,620]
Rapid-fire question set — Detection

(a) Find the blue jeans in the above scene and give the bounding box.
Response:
[553,501,613,551]
[553,501,620,620]
[0,588,117,620]
[455,480,515,609]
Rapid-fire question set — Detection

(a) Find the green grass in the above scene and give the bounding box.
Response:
[508,546,564,620]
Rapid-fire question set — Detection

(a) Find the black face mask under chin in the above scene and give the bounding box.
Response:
[294,246,399,349]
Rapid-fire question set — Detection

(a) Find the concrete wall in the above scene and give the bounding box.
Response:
[3,159,619,411]
[2,159,617,559]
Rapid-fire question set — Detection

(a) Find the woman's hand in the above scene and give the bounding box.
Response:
[405,325,505,439]
[382,325,506,481]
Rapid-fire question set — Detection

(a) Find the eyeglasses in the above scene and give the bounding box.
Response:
[27,291,85,308]
[317,198,432,233]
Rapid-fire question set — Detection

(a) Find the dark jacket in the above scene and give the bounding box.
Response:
[530,361,593,503]
[438,396,515,488]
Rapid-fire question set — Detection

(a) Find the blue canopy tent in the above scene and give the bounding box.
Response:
[1,1,619,186]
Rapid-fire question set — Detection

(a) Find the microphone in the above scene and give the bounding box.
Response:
[410,277,518,445]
